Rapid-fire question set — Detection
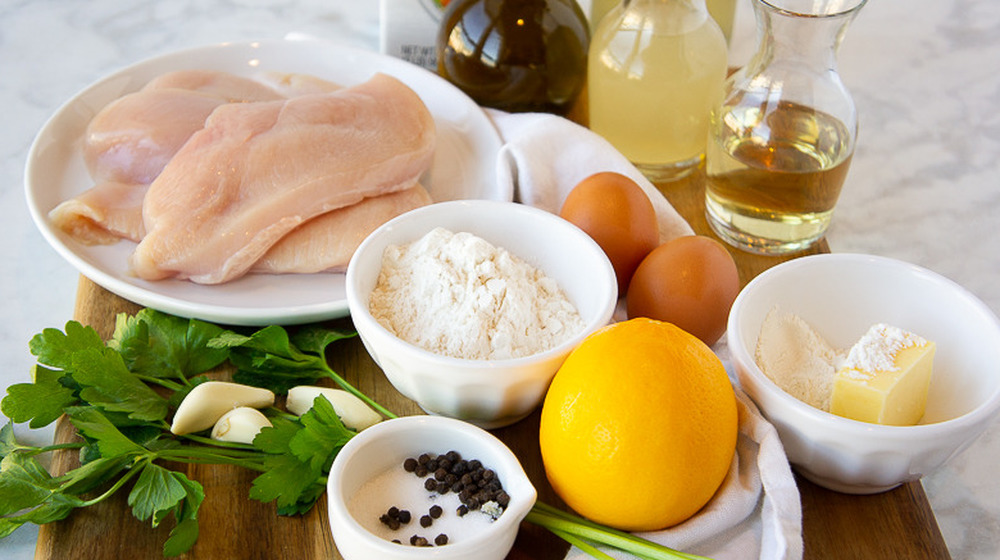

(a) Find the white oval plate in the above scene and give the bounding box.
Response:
[25,39,507,326]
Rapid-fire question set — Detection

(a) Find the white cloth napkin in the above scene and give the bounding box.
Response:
[487,110,804,560]
[487,110,694,244]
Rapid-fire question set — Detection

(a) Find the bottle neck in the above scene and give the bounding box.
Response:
[747,0,866,73]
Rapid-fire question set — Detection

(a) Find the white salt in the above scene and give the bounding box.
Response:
[347,464,500,546]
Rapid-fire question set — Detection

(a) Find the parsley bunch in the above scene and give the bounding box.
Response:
[1,309,365,556]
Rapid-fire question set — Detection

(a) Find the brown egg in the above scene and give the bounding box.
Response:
[559,172,659,294]
[626,235,740,346]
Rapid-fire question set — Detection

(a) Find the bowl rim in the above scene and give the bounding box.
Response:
[728,252,1000,438]
[326,415,537,556]
[345,199,618,369]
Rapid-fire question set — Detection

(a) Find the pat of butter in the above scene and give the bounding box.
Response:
[830,324,936,426]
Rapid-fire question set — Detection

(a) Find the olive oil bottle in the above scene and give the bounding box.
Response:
[436,0,590,115]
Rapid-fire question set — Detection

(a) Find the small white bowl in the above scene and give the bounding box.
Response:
[345,200,617,428]
[728,253,1000,494]
[326,415,537,560]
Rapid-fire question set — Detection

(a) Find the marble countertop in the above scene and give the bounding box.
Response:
[1,1,997,558]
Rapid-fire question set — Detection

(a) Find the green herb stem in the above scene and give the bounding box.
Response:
[78,459,144,508]
[155,449,267,471]
[322,367,397,420]
[180,433,257,450]
[526,502,711,560]
[35,441,86,454]
[548,527,618,560]
[266,408,301,422]
[134,375,187,393]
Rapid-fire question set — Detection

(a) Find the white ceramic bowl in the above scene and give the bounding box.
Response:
[728,253,1000,494]
[345,200,617,428]
[326,415,537,560]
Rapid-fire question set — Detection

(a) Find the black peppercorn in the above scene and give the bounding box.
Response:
[410,535,428,546]
[379,513,400,530]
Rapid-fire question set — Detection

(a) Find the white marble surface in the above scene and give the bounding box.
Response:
[1,1,997,558]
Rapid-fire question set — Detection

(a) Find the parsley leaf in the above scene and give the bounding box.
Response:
[110,309,228,381]
[1,365,77,429]
[66,406,145,458]
[248,396,354,514]
[161,473,204,557]
[71,347,169,423]
[28,321,104,370]
[247,415,317,508]
[290,325,357,357]
[0,452,60,517]
[128,462,190,525]
[289,395,355,473]
[249,452,320,513]
[212,326,330,393]
[0,495,79,539]
[0,422,23,458]
[249,415,301,455]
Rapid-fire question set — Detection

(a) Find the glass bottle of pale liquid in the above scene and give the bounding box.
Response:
[704,0,867,255]
[587,0,728,182]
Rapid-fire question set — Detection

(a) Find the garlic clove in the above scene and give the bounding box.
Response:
[286,386,382,431]
[211,407,273,444]
[170,381,275,435]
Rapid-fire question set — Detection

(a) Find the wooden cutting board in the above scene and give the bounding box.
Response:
[34,168,951,559]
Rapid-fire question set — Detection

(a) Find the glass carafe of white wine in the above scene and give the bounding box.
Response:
[704,0,867,255]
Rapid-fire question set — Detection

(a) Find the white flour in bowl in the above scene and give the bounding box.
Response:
[754,306,843,411]
[369,227,584,360]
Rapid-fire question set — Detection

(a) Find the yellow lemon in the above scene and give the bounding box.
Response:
[539,318,738,531]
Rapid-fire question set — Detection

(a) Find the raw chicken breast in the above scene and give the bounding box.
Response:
[255,71,343,96]
[141,70,294,101]
[83,71,286,185]
[54,70,341,246]
[49,181,148,244]
[131,73,436,284]
[253,184,432,274]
